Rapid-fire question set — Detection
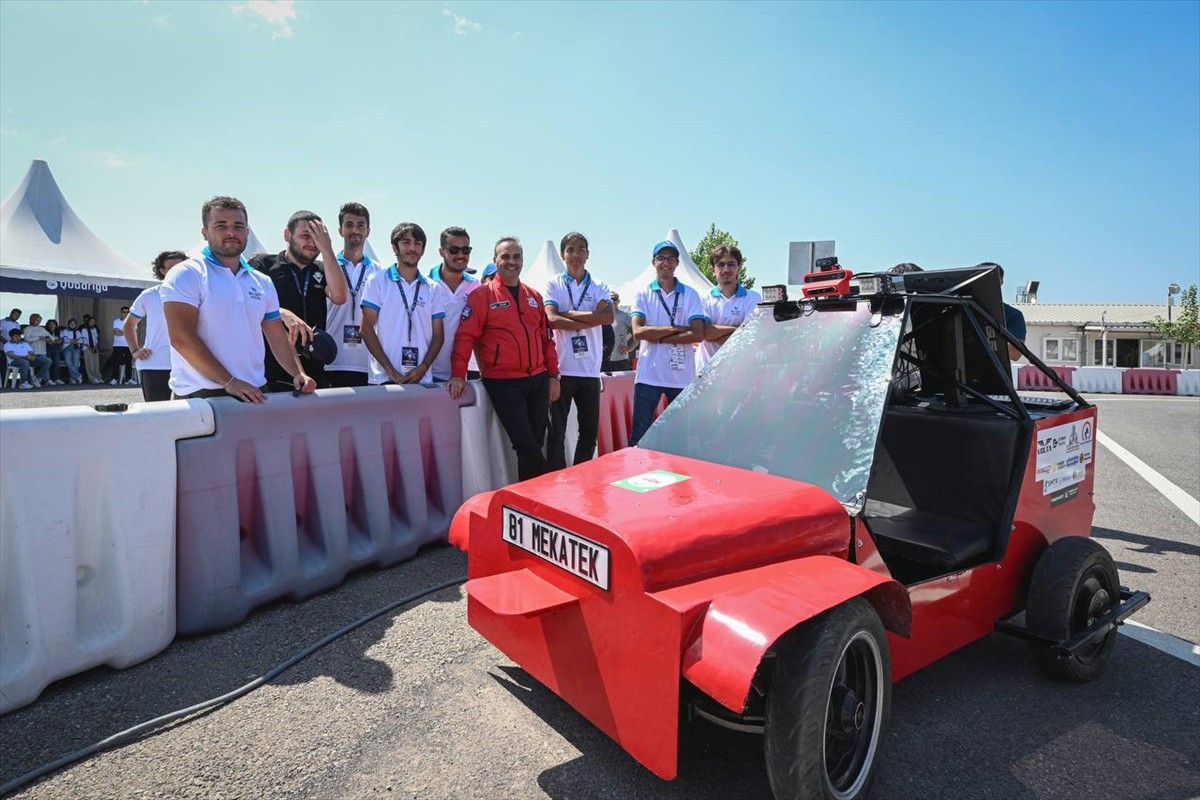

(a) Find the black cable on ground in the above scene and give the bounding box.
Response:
[0,575,468,798]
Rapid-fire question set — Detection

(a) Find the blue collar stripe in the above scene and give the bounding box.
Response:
[202,246,252,273]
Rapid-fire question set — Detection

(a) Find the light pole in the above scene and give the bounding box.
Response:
[1168,283,1181,323]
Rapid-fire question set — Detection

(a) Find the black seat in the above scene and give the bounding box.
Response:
[862,500,993,573]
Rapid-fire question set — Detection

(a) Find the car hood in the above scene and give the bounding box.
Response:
[492,447,849,591]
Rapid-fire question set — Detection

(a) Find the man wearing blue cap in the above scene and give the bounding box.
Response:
[628,240,709,446]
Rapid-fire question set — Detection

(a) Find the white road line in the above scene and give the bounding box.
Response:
[1120,620,1200,667]
[1097,430,1200,526]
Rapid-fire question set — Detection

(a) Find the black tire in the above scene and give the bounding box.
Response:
[764,598,891,800]
[1026,536,1120,682]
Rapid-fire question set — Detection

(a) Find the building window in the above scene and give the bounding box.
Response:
[1044,337,1079,363]
[1141,340,1185,368]
[1092,339,1115,367]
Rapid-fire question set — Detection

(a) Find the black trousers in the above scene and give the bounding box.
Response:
[104,346,132,381]
[327,370,369,387]
[546,376,601,470]
[139,369,171,402]
[483,372,550,482]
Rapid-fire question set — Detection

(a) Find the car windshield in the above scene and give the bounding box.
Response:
[638,300,904,511]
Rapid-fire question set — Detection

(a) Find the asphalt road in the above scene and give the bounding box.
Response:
[0,390,1197,799]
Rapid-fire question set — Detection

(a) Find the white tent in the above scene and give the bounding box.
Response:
[0,159,152,299]
[612,228,713,306]
[523,239,567,292]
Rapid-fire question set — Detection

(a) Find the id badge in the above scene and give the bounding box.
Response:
[571,335,588,359]
[401,346,419,368]
[669,344,687,370]
[343,325,362,346]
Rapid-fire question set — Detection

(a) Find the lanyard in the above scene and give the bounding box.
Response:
[290,266,312,321]
[397,279,422,342]
[655,288,681,325]
[339,258,371,322]
[565,273,591,311]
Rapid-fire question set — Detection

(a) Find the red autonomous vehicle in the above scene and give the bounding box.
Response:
[449,264,1149,800]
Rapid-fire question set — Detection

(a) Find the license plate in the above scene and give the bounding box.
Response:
[502,506,610,591]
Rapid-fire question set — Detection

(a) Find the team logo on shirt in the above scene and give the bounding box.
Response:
[461,305,473,320]
[247,286,263,300]
[490,301,511,310]
[527,296,538,308]
[313,273,323,283]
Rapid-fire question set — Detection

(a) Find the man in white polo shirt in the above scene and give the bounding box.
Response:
[428,225,481,382]
[326,202,381,388]
[544,231,614,469]
[628,240,708,446]
[162,196,316,403]
[125,249,188,402]
[697,243,762,371]
[360,222,450,386]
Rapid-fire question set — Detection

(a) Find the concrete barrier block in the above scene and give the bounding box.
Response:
[1071,367,1126,394]
[1122,368,1178,395]
[175,387,464,636]
[1177,371,1200,396]
[0,400,215,714]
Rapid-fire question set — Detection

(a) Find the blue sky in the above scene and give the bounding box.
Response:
[1,0,1197,319]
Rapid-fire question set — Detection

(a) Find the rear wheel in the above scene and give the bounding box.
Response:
[1026,536,1120,682]
[764,598,891,800]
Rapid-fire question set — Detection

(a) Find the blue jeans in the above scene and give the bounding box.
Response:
[63,346,82,381]
[46,344,63,381]
[629,382,683,447]
[9,356,49,384]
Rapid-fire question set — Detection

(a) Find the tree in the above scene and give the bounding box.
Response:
[1149,283,1199,369]
[691,223,755,289]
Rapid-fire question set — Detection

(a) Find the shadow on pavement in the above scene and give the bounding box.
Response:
[0,545,467,787]
[493,632,1200,800]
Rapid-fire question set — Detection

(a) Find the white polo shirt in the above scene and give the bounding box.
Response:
[128,285,173,370]
[428,263,482,381]
[696,285,762,371]
[360,266,450,386]
[111,317,127,348]
[631,279,708,389]
[326,252,382,374]
[160,250,282,396]
[544,270,612,379]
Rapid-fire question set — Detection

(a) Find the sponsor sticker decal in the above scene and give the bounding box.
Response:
[611,470,691,493]
[1035,418,1093,495]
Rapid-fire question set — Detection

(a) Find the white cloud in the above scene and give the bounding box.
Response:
[512,31,522,39]
[49,135,67,145]
[0,127,17,138]
[442,8,481,35]
[232,0,296,40]
[97,152,134,169]
[152,14,171,28]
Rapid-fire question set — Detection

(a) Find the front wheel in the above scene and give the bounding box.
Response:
[1026,536,1120,682]
[764,598,891,800]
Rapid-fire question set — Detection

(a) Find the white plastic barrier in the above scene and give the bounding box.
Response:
[1071,367,1126,394]
[0,400,215,714]
[1178,371,1200,397]
[459,380,518,497]
[1010,363,1020,388]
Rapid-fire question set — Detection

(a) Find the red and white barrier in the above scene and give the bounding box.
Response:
[1018,365,1075,391]
[1122,368,1178,396]
[1070,367,1125,394]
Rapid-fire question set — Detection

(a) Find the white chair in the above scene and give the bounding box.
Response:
[5,365,22,388]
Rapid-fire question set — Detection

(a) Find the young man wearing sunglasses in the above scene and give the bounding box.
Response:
[428,226,482,382]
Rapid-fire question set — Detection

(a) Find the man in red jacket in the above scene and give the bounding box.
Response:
[449,237,561,480]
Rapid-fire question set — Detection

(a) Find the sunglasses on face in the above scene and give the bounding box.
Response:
[445,245,472,255]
